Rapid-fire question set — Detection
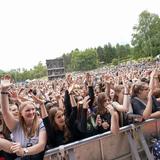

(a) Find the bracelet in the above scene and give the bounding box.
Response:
[124,93,129,95]
[1,91,9,95]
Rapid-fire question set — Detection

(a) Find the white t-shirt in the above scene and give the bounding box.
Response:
[11,120,45,147]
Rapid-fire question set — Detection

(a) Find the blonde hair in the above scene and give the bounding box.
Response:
[19,101,39,138]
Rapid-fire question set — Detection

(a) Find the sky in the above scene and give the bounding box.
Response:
[0,0,160,71]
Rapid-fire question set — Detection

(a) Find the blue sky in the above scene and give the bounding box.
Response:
[0,0,159,71]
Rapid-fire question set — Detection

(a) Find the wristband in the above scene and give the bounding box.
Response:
[1,91,9,95]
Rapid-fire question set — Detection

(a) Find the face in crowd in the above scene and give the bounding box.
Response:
[19,102,37,123]
[9,104,19,119]
[49,107,65,130]
[132,82,150,100]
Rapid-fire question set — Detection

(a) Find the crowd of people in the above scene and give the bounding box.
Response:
[0,60,160,160]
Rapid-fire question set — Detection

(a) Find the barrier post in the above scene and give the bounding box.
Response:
[137,127,154,160]
[99,138,104,160]
[58,145,65,160]
[68,148,76,160]
[127,130,141,160]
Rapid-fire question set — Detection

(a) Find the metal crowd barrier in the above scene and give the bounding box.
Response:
[44,118,160,160]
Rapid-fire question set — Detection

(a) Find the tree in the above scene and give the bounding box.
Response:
[131,10,160,58]
[33,61,47,79]
[97,46,105,63]
[71,48,99,71]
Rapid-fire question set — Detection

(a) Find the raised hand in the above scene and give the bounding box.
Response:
[82,95,91,109]
[96,114,102,126]
[102,121,110,129]
[105,104,115,115]
[0,75,12,91]
[31,93,44,105]
[9,90,19,101]
[68,83,75,94]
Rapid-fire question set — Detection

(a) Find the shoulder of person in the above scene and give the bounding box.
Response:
[38,119,45,130]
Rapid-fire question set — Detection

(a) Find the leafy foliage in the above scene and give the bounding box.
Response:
[1,10,160,80]
[0,62,47,82]
[132,10,160,58]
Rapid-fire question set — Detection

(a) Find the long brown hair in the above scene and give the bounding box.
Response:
[49,107,71,142]
[97,92,109,115]
[19,101,39,138]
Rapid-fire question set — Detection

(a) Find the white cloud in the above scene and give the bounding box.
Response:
[0,0,160,71]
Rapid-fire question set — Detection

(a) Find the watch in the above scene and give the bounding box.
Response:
[23,148,29,156]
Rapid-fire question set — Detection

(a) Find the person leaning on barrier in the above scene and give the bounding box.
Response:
[0,75,47,160]
[112,84,131,126]
[131,70,160,120]
[96,92,119,134]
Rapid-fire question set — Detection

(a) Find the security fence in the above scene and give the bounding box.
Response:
[44,118,160,160]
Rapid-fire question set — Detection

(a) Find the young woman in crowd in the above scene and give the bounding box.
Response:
[63,76,105,138]
[32,91,78,149]
[131,70,160,119]
[0,75,47,160]
[111,84,131,126]
[96,92,119,134]
[9,104,19,119]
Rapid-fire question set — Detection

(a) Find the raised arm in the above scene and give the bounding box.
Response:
[106,104,119,134]
[64,84,74,118]
[87,77,95,109]
[78,96,90,133]
[31,94,48,118]
[0,76,18,131]
[149,69,160,90]
[142,74,155,119]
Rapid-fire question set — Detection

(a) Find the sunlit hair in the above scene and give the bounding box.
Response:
[19,101,39,138]
[49,107,71,142]
[131,81,148,98]
[113,85,124,102]
[97,92,110,115]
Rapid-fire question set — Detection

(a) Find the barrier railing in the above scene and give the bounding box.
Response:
[44,118,160,160]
